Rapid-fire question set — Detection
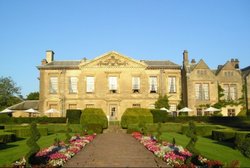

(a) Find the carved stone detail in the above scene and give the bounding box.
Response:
[97,56,128,67]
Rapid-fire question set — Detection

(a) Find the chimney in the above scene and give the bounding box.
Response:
[183,50,189,65]
[41,59,47,65]
[230,58,239,69]
[46,50,54,63]
[191,59,196,64]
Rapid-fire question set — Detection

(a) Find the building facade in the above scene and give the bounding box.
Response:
[37,51,181,119]
[182,51,243,116]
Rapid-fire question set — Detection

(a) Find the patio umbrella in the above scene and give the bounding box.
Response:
[160,107,172,112]
[24,108,39,113]
[0,108,14,114]
[45,108,59,114]
[24,108,40,117]
[178,107,193,112]
[204,107,221,112]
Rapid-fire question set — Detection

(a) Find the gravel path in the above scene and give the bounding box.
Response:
[64,132,169,167]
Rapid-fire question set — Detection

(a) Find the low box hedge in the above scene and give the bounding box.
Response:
[181,125,226,136]
[0,132,16,143]
[5,127,48,138]
[150,109,169,123]
[121,108,153,129]
[212,129,236,142]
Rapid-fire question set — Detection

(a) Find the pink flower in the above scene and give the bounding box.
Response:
[49,152,68,160]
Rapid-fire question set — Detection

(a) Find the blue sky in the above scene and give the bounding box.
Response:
[0,0,249,97]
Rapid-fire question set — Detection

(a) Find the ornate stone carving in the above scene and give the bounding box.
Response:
[97,56,128,67]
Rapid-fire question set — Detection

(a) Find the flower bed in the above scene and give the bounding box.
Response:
[132,132,223,168]
[13,134,96,167]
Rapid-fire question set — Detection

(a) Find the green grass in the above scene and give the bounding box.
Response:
[0,133,66,166]
[160,132,250,167]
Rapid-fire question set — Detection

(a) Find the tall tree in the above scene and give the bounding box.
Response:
[26,92,39,100]
[0,76,21,110]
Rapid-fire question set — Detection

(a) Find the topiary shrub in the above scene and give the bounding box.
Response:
[127,124,141,134]
[156,122,162,143]
[86,123,103,134]
[25,122,41,165]
[0,133,16,143]
[65,123,72,143]
[80,108,108,131]
[66,109,82,124]
[150,109,169,123]
[121,108,153,129]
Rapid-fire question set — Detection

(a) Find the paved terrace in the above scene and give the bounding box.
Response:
[64,130,168,167]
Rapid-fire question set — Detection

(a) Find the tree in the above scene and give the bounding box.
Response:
[26,92,39,100]
[155,94,170,109]
[0,76,21,110]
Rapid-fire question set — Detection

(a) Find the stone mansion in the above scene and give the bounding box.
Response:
[37,50,245,119]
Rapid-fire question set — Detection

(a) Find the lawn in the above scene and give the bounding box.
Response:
[160,132,250,167]
[0,133,66,166]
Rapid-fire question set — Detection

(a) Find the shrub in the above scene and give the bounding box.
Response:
[11,117,66,124]
[150,109,169,123]
[80,108,108,130]
[121,108,153,129]
[5,128,48,138]
[25,122,41,164]
[234,132,250,149]
[212,129,236,142]
[86,123,103,134]
[0,132,16,143]
[65,123,72,143]
[127,124,141,134]
[179,112,188,116]
[181,125,225,137]
[240,137,250,158]
[185,121,200,156]
[0,125,4,129]
[160,123,182,132]
[66,109,82,124]
[0,114,11,123]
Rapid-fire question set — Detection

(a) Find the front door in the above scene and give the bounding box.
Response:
[109,105,118,120]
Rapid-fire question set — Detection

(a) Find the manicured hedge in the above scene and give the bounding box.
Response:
[181,125,226,137]
[66,109,82,124]
[127,124,141,134]
[86,124,103,134]
[150,109,169,123]
[212,129,236,142]
[0,132,16,143]
[5,128,48,138]
[80,108,108,130]
[1,117,67,124]
[121,108,153,129]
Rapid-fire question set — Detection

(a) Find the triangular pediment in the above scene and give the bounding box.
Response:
[193,59,210,70]
[79,51,147,69]
[216,61,236,75]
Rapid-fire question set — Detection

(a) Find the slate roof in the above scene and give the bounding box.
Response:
[142,60,181,69]
[37,61,81,69]
[242,66,250,77]
[8,100,39,110]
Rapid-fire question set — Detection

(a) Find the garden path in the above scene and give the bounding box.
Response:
[64,131,168,167]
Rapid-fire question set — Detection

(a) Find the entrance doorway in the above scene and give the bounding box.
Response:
[109,105,118,120]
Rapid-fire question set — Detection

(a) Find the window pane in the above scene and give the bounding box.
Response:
[168,77,176,93]
[149,76,157,92]
[195,84,200,100]
[230,85,236,100]
[203,83,209,100]
[69,77,78,93]
[109,77,117,90]
[86,77,94,93]
[223,84,229,100]
[50,77,58,93]
[132,77,140,89]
